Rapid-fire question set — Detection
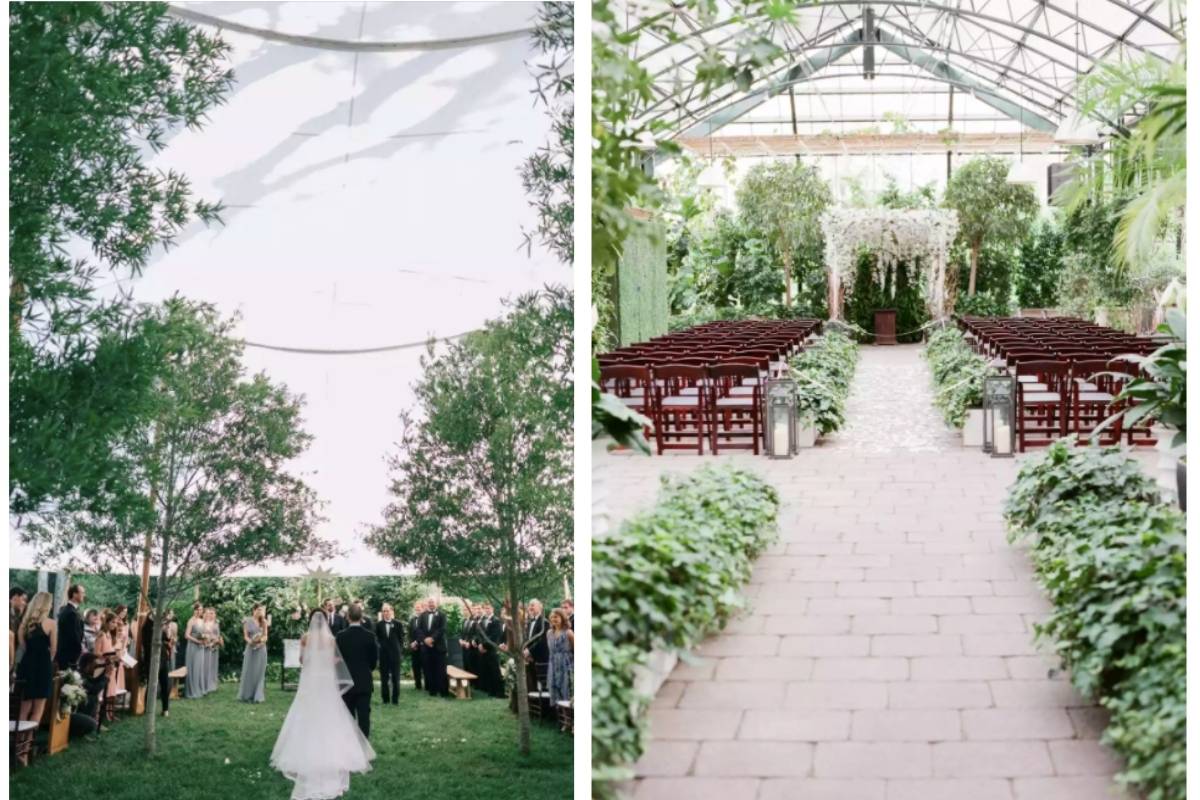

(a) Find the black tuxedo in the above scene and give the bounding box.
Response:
[56,602,84,670]
[327,612,347,635]
[138,616,172,713]
[335,624,378,737]
[524,615,549,664]
[374,618,405,704]
[460,616,480,677]
[414,609,448,696]
[407,614,423,690]
[479,615,505,697]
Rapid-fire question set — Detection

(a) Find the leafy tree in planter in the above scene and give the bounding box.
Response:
[736,160,832,308]
[943,156,1038,297]
[10,3,233,516]
[367,287,572,756]
[21,300,330,754]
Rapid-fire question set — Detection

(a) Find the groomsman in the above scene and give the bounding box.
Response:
[374,603,405,705]
[523,599,549,666]
[323,598,347,635]
[415,598,449,697]
[407,601,424,692]
[459,602,481,677]
[479,602,505,698]
[335,604,378,738]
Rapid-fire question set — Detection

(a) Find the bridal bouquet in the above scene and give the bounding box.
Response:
[252,632,268,648]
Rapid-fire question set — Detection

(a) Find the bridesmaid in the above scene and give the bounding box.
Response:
[184,603,206,698]
[201,607,223,694]
[237,604,269,703]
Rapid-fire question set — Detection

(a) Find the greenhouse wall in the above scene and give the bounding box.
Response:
[616,212,668,345]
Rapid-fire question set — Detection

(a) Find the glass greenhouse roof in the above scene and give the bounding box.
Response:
[627,0,1185,141]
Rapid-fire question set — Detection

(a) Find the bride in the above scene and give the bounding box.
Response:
[271,610,376,799]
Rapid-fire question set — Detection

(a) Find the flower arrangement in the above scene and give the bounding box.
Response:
[58,670,87,720]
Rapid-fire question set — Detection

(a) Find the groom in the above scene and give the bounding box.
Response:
[335,603,378,738]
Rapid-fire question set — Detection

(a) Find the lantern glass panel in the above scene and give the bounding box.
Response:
[984,375,1015,457]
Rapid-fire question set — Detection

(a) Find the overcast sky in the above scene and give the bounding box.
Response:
[10,2,567,576]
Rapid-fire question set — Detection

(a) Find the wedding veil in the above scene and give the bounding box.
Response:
[300,612,354,696]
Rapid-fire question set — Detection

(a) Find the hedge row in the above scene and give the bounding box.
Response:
[591,465,780,792]
[787,330,859,435]
[1004,441,1185,800]
[924,326,989,428]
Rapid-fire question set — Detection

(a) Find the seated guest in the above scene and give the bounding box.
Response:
[56,583,86,670]
[546,608,573,708]
[15,592,57,763]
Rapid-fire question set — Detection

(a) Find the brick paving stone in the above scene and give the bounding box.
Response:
[615,347,1126,799]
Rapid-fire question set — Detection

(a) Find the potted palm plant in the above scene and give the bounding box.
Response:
[1106,310,1186,509]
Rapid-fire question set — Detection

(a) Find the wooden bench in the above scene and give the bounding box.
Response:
[446,666,477,700]
[168,667,187,699]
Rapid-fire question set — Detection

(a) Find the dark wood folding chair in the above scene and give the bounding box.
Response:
[653,365,709,455]
[1016,360,1070,452]
[708,363,763,455]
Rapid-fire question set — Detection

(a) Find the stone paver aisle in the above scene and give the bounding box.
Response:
[607,344,1129,800]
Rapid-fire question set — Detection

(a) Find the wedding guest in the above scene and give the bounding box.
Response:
[15,592,57,762]
[458,601,478,676]
[523,599,549,666]
[415,597,448,698]
[562,598,574,630]
[139,611,173,717]
[336,604,378,738]
[164,610,179,669]
[238,604,269,703]
[93,610,121,719]
[374,603,404,705]
[112,617,129,696]
[479,602,505,698]
[82,609,100,654]
[547,608,573,707]
[407,601,424,692]
[10,586,28,637]
[56,583,86,670]
[200,607,223,694]
[184,603,206,698]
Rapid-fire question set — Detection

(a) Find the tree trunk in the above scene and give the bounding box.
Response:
[508,577,531,756]
[781,249,794,308]
[967,241,980,297]
[143,540,170,755]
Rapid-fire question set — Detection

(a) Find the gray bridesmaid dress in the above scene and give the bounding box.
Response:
[184,618,206,698]
[201,621,220,694]
[237,617,267,703]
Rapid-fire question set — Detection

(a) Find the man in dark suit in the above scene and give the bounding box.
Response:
[323,598,347,635]
[522,599,549,665]
[458,601,479,678]
[138,612,173,717]
[562,598,574,631]
[415,597,449,698]
[407,601,423,692]
[480,602,505,698]
[335,604,378,738]
[374,603,405,705]
[56,584,86,670]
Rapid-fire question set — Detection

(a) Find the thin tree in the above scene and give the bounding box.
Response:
[735,160,832,308]
[366,287,573,755]
[9,2,232,516]
[22,300,331,754]
[943,156,1039,297]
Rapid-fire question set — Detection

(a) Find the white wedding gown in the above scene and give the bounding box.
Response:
[271,614,376,799]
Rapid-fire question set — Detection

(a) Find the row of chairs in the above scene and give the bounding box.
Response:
[958,317,1162,451]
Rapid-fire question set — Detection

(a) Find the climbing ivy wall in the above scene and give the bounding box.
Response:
[615,213,668,345]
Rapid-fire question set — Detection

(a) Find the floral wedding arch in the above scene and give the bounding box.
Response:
[820,208,959,321]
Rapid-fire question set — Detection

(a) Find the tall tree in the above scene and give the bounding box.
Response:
[735,160,832,308]
[367,287,573,755]
[9,2,233,514]
[22,300,330,755]
[943,156,1038,297]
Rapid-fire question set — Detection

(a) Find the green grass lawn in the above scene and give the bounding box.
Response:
[10,681,572,800]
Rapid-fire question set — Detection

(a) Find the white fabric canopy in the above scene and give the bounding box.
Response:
[9,2,564,576]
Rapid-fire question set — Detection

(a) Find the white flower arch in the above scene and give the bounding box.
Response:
[820,208,960,321]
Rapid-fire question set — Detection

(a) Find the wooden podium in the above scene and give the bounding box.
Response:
[41,674,70,755]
